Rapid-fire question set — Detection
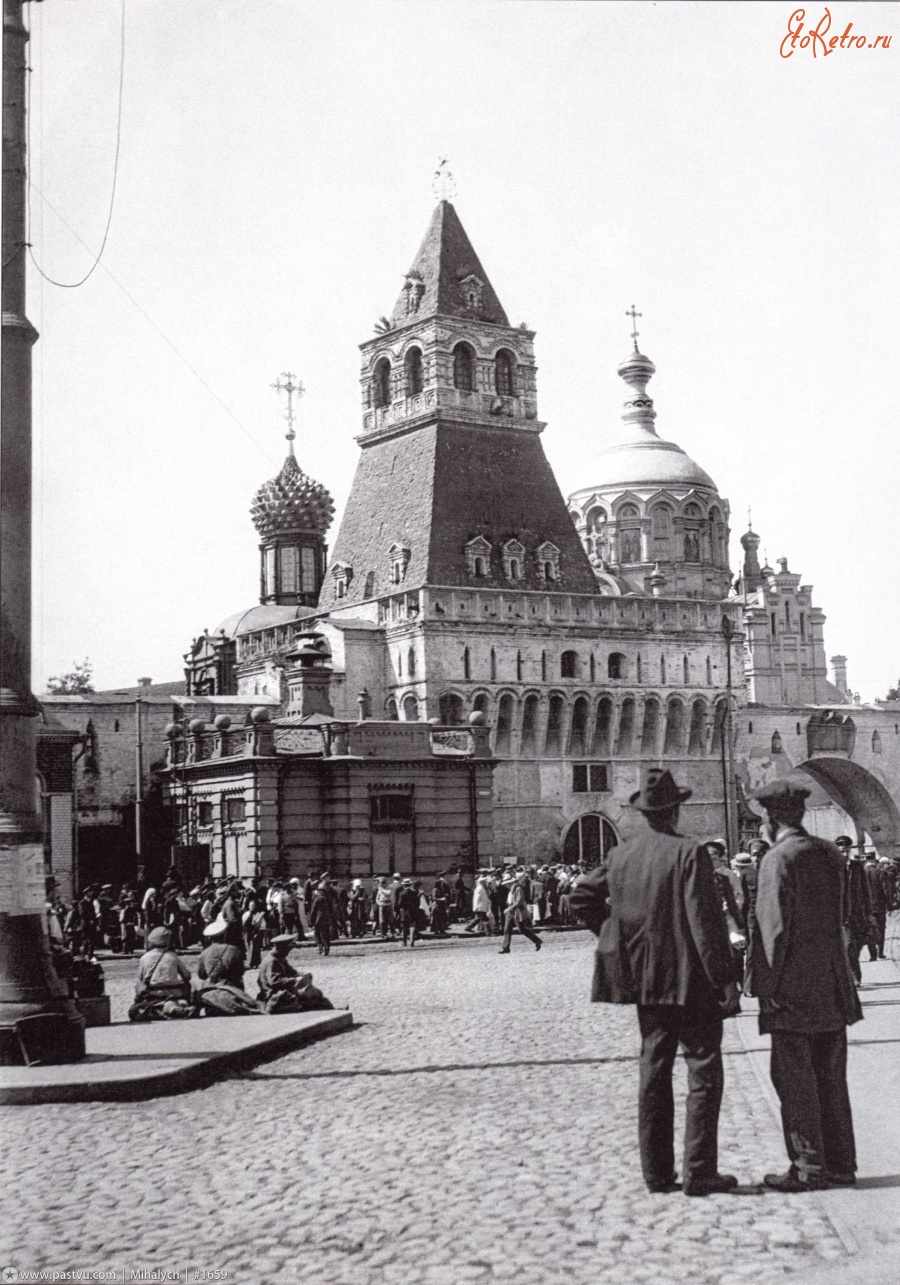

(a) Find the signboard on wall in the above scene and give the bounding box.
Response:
[430,729,474,757]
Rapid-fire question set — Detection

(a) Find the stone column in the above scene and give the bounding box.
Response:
[0,0,84,1062]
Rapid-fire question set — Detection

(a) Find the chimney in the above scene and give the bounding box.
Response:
[830,655,848,694]
[138,677,152,690]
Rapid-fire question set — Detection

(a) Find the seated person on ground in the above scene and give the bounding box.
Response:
[129,926,195,1021]
[194,918,262,1016]
[256,934,334,1014]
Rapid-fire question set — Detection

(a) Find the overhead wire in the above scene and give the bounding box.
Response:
[27,0,126,289]
[28,182,280,469]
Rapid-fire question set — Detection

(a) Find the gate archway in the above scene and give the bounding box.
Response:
[797,757,900,858]
[563,813,618,866]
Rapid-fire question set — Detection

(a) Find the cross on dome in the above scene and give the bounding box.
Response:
[626,305,642,352]
[271,371,304,453]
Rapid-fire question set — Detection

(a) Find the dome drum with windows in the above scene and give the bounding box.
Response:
[568,337,731,602]
[251,452,335,608]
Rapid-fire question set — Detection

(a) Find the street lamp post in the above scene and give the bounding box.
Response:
[720,614,739,855]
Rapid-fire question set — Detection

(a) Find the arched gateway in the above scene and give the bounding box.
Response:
[563,813,618,866]
[797,756,900,859]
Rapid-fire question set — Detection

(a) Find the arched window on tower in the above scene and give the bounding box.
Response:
[494,348,516,396]
[516,651,523,682]
[463,647,471,680]
[405,346,424,396]
[617,504,642,564]
[608,652,626,680]
[407,647,416,678]
[453,342,476,391]
[403,694,419,722]
[683,655,690,685]
[585,507,608,563]
[683,503,702,563]
[650,504,673,562]
[373,357,391,408]
[490,648,497,681]
[385,697,398,721]
[706,656,712,686]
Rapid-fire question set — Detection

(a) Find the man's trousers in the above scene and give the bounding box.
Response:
[636,1005,724,1187]
[868,912,886,960]
[501,910,541,950]
[769,1028,856,1179]
[847,931,867,982]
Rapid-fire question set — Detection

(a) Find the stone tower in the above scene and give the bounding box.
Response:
[318,200,597,611]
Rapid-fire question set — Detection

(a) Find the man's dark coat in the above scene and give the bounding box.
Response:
[745,828,862,1034]
[569,829,735,1008]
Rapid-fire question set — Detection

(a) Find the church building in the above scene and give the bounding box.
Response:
[172,198,899,880]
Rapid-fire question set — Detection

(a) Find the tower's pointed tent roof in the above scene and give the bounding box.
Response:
[388,201,509,328]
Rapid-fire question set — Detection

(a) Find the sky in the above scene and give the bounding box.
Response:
[25,0,899,701]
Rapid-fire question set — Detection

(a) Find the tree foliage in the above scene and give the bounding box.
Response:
[46,658,95,695]
[885,679,900,702]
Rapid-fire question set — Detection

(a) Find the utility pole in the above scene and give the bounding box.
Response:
[0,0,85,1062]
[134,691,144,883]
[720,614,739,855]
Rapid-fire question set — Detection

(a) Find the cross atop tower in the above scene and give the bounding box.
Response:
[626,305,642,351]
[271,371,304,453]
[432,157,457,203]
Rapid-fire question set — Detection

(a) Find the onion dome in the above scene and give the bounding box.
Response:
[588,345,717,490]
[251,452,335,539]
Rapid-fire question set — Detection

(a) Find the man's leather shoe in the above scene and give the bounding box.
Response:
[763,1167,828,1192]
[646,1176,681,1193]
[683,1173,739,1196]
[825,1172,857,1187]
[534,938,542,951]
[498,947,510,954]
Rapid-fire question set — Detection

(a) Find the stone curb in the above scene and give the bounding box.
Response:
[0,1009,353,1106]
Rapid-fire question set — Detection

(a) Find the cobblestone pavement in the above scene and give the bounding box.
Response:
[0,932,851,1285]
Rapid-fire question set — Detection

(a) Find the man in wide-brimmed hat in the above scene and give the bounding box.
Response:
[746,779,862,1192]
[569,768,740,1197]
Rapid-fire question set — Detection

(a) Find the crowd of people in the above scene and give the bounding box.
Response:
[699,833,899,989]
[45,861,595,965]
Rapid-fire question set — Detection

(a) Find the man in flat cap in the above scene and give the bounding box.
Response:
[747,779,862,1191]
[569,768,740,1197]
